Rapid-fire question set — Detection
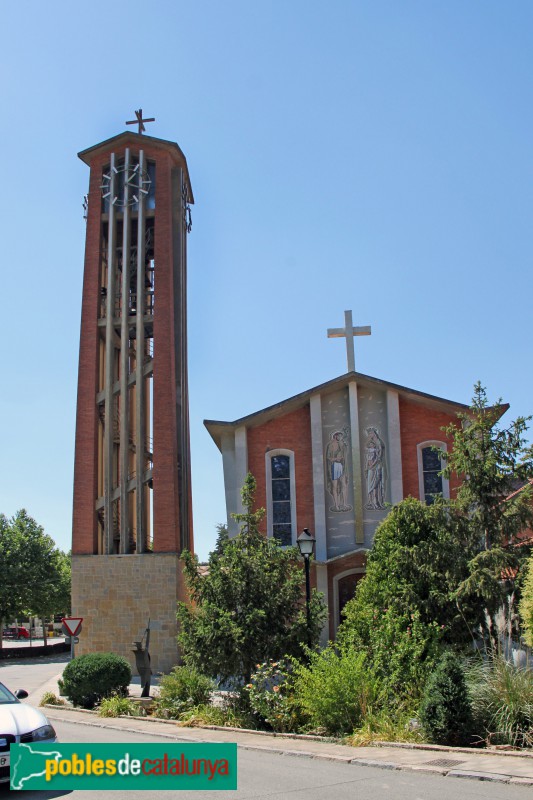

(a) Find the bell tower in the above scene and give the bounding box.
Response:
[71,117,194,671]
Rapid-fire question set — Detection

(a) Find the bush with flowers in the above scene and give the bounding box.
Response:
[248,660,304,732]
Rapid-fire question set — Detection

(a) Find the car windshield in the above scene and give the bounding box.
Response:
[0,682,18,704]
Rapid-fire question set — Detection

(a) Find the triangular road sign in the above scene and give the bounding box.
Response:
[62,617,83,637]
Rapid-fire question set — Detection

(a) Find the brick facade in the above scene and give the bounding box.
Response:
[152,151,182,553]
[399,398,462,501]
[248,406,314,534]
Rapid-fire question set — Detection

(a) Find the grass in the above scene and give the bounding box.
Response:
[39,691,65,707]
[97,695,141,718]
[347,707,425,746]
[465,653,533,748]
[172,702,255,728]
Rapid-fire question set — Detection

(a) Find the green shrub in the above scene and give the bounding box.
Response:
[292,648,381,736]
[248,660,304,733]
[465,653,533,748]
[419,651,475,746]
[98,695,140,717]
[58,653,131,709]
[339,605,442,704]
[153,666,214,719]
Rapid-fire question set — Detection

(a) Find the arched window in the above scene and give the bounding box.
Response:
[417,441,449,505]
[265,450,297,547]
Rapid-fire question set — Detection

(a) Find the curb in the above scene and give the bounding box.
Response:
[375,740,533,759]
[447,770,510,782]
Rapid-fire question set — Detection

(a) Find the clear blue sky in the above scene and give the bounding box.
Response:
[1,2,532,560]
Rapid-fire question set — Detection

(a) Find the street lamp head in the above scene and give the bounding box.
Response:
[297,528,316,558]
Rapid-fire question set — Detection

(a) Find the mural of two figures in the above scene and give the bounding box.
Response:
[326,426,387,512]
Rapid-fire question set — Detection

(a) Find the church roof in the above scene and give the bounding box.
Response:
[204,371,509,450]
[78,131,194,202]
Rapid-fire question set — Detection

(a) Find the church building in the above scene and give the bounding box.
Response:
[205,312,465,642]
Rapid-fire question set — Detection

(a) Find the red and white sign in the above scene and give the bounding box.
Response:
[62,617,83,637]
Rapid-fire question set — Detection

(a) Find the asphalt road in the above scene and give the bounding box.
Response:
[1,716,529,800]
[0,653,69,705]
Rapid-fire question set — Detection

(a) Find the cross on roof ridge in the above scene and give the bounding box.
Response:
[327,310,371,372]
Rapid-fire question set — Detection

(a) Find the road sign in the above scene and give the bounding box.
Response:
[64,636,79,645]
[62,617,83,637]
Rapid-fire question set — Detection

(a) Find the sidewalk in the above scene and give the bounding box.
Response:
[37,671,533,787]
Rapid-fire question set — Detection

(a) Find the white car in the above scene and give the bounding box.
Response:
[0,681,57,784]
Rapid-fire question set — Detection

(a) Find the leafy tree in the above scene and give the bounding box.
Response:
[51,549,72,617]
[177,474,327,684]
[30,547,71,642]
[0,513,28,645]
[0,510,71,646]
[441,383,533,623]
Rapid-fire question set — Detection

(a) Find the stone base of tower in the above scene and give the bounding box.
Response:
[71,554,187,675]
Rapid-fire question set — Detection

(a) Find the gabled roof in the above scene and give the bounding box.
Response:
[78,131,194,203]
[205,370,507,450]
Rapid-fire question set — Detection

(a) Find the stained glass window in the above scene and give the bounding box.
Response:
[422,446,443,505]
[271,454,292,546]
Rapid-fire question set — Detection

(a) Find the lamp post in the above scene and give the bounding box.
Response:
[297,528,316,646]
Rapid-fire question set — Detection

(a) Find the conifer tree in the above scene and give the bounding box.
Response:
[419,650,475,746]
[177,474,326,684]
[442,383,533,621]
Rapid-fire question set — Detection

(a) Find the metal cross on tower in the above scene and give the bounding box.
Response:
[327,310,371,372]
[126,109,156,135]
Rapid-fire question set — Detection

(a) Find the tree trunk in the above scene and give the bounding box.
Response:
[43,617,48,647]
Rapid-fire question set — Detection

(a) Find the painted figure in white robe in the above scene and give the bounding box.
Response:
[326,430,352,512]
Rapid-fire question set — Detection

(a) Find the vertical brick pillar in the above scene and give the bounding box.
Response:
[152,152,182,552]
[72,156,106,554]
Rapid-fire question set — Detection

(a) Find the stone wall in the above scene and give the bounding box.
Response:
[71,553,183,674]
